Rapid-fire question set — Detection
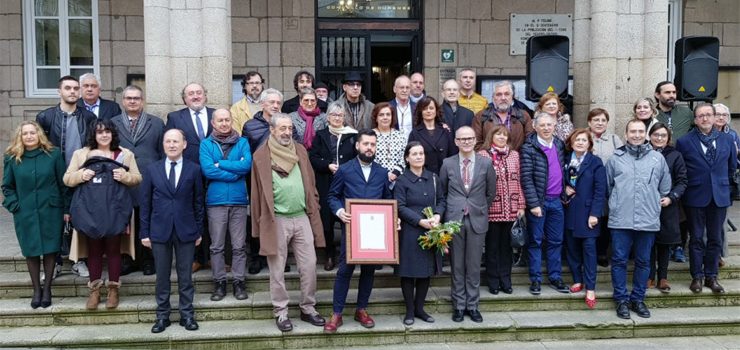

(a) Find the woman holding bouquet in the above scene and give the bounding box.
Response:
[394,141,445,325]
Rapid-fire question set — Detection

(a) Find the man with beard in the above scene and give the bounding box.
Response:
[440,79,475,136]
[200,109,252,302]
[250,113,326,332]
[654,81,694,140]
[473,80,533,151]
[282,70,328,114]
[231,71,265,133]
[324,129,392,333]
[410,72,426,103]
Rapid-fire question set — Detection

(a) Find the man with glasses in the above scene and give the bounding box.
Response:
[336,72,374,130]
[389,75,416,139]
[231,71,265,134]
[677,103,737,295]
[282,70,328,114]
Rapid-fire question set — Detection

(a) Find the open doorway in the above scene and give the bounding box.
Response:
[370,43,412,103]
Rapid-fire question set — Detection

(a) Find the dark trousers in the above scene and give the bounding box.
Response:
[194,215,210,265]
[649,243,671,281]
[152,233,196,320]
[87,234,122,282]
[320,202,338,258]
[686,203,727,279]
[131,207,154,268]
[485,221,513,290]
[596,216,611,258]
[564,230,597,290]
[332,230,376,314]
[611,229,655,303]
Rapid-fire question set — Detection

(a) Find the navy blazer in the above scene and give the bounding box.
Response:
[676,130,738,208]
[165,107,215,164]
[77,98,122,121]
[328,157,392,215]
[139,158,205,243]
[563,152,607,238]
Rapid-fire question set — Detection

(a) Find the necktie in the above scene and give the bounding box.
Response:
[169,161,177,189]
[194,110,205,140]
[462,158,471,190]
[129,118,138,138]
[87,104,98,112]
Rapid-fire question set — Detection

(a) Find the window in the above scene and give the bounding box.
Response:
[23,0,99,97]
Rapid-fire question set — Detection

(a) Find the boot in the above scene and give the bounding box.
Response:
[106,281,121,309]
[86,279,104,310]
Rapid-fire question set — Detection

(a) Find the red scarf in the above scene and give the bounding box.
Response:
[489,145,509,166]
[298,106,321,149]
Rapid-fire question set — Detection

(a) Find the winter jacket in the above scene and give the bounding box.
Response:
[200,135,252,206]
[656,146,687,244]
[519,132,566,209]
[242,111,270,153]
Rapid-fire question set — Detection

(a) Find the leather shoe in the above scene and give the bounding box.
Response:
[615,301,630,319]
[690,278,703,293]
[704,277,725,293]
[467,309,483,323]
[657,279,671,293]
[324,257,335,271]
[354,309,375,328]
[233,280,248,300]
[549,279,570,293]
[452,309,464,322]
[151,319,171,333]
[210,281,227,301]
[247,260,262,275]
[501,286,513,294]
[489,287,499,295]
[629,301,651,318]
[323,314,343,333]
[192,261,202,273]
[300,312,326,326]
[529,281,541,295]
[142,263,156,276]
[179,317,199,331]
[275,315,293,332]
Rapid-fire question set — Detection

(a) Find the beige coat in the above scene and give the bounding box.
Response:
[63,147,142,261]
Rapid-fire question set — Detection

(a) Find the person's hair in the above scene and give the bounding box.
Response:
[632,97,658,118]
[293,70,314,92]
[180,82,207,101]
[79,73,100,85]
[240,71,264,95]
[122,85,144,98]
[298,87,317,101]
[483,125,510,149]
[394,75,410,87]
[457,68,475,80]
[654,80,674,94]
[356,128,377,143]
[694,102,716,117]
[648,122,672,145]
[326,101,345,116]
[533,111,556,126]
[566,128,593,152]
[371,102,398,129]
[403,141,424,167]
[493,80,514,95]
[413,96,443,126]
[259,88,284,103]
[714,103,731,116]
[625,118,646,132]
[536,92,565,114]
[86,119,121,151]
[269,113,292,128]
[587,107,610,122]
[58,75,79,88]
[164,128,186,140]
[5,121,55,163]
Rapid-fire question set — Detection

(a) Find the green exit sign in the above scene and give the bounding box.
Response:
[441,49,455,63]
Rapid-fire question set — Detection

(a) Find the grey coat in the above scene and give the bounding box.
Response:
[336,93,375,130]
[605,143,671,232]
[289,111,328,147]
[439,154,497,234]
[111,112,165,205]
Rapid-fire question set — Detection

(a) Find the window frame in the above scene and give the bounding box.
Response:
[22,0,100,97]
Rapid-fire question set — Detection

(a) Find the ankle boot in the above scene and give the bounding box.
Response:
[106,281,121,309]
[86,279,104,310]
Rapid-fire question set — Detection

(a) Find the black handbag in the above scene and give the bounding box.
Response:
[60,221,72,257]
[510,215,527,248]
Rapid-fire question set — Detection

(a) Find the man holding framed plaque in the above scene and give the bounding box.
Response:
[325,129,393,333]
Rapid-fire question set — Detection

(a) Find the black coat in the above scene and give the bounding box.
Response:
[519,132,566,209]
[77,98,122,121]
[394,169,446,277]
[36,105,97,153]
[309,129,357,213]
[407,124,455,174]
[657,146,687,244]
[242,111,270,154]
[281,95,328,114]
[442,101,474,135]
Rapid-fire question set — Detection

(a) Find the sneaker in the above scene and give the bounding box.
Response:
[72,261,90,277]
[41,262,63,283]
[673,247,686,263]
[549,279,570,293]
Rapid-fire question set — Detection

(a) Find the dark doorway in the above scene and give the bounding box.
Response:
[370,43,412,103]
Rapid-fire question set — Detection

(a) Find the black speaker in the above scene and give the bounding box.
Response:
[674,36,719,101]
[526,35,569,101]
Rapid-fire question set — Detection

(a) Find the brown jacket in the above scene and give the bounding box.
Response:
[250,139,325,256]
[473,106,534,151]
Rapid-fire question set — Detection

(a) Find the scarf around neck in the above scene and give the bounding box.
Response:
[697,128,720,164]
[268,135,299,177]
[329,125,358,136]
[298,106,321,149]
[489,145,509,165]
[211,128,240,158]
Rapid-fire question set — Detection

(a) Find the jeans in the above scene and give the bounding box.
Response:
[526,197,564,283]
[611,229,656,303]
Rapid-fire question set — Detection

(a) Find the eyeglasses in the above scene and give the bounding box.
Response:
[245,81,263,86]
[124,96,142,101]
[329,113,344,118]
[716,113,730,118]
[456,137,475,143]
[345,82,362,88]
[651,133,669,139]
[696,113,715,119]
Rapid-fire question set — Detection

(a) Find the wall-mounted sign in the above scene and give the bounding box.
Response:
[509,14,572,55]
[318,0,415,19]
[441,49,455,63]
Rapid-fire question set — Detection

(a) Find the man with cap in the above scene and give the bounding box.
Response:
[315,82,333,103]
[336,72,375,130]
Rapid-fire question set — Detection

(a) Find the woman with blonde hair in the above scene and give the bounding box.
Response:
[632,97,660,135]
[2,121,70,308]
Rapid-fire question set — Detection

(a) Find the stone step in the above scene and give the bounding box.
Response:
[2,278,740,327]
[2,306,740,349]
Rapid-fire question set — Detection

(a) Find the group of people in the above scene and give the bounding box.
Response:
[1,67,737,334]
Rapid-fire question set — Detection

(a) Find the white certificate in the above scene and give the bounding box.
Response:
[359,213,386,250]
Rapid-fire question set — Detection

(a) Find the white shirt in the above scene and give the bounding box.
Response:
[84,99,100,117]
[165,157,184,186]
[396,99,413,139]
[189,108,208,137]
[537,135,554,148]
[360,160,372,182]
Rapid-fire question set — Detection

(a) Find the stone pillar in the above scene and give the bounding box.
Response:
[144,0,232,118]
[588,1,618,129]
[572,0,591,128]
[642,0,669,100]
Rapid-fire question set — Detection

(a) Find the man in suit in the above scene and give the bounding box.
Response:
[440,126,496,323]
[166,82,214,271]
[77,73,122,121]
[324,129,392,333]
[111,85,164,276]
[389,75,416,139]
[677,103,738,294]
[282,70,328,114]
[140,129,204,333]
[440,79,475,136]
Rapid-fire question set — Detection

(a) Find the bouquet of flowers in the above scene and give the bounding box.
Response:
[417,206,461,256]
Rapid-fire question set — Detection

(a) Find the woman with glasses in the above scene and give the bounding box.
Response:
[407,97,455,174]
[309,102,358,270]
[290,87,327,151]
[371,102,407,183]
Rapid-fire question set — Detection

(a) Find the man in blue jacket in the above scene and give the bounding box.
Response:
[200,109,252,301]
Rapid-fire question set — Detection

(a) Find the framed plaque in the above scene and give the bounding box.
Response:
[345,199,399,264]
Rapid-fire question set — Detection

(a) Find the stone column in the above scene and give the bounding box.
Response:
[588,0,618,129]
[144,0,232,118]
[572,0,591,127]
[642,0,669,100]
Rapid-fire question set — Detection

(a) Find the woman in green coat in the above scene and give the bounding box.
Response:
[2,121,70,309]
